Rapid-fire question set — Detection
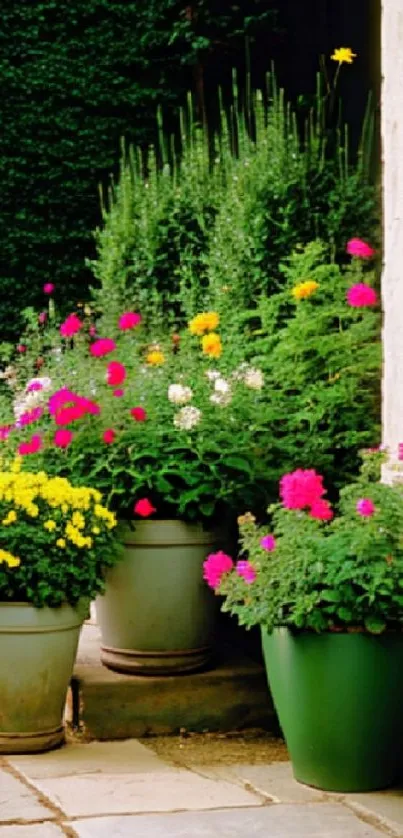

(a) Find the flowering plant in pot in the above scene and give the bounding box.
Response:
[0,460,119,753]
[205,451,403,792]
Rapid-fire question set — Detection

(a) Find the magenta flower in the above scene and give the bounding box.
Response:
[17,344,27,354]
[310,499,334,521]
[0,425,12,442]
[119,312,142,331]
[18,407,44,427]
[90,338,117,357]
[134,498,156,518]
[236,560,257,584]
[18,434,42,455]
[356,498,375,517]
[130,406,147,422]
[26,381,44,393]
[398,443,403,462]
[113,389,124,398]
[346,238,375,259]
[203,551,234,590]
[43,283,55,294]
[280,469,326,511]
[346,283,377,308]
[106,361,127,387]
[260,534,276,552]
[89,325,97,337]
[60,313,83,338]
[54,429,73,449]
[38,311,47,325]
[103,428,116,444]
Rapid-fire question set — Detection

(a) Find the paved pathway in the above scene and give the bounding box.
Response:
[1,739,403,837]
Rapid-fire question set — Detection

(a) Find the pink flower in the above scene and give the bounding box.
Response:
[236,560,257,584]
[90,338,117,357]
[260,534,276,552]
[310,499,334,521]
[103,428,116,444]
[38,311,47,325]
[49,389,100,425]
[60,313,83,338]
[398,443,403,462]
[346,238,375,259]
[131,406,147,422]
[119,312,142,331]
[26,381,43,393]
[106,361,127,387]
[89,325,97,337]
[113,389,124,398]
[134,498,156,518]
[280,469,326,510]
[43,283,55,294]
[17,344,26,353]
[356,498,375,517]
[18,407,43,427]
[346,283,377,308]
[18,434,42,455]
[0,425,12,442]
[203,551,234,589]
[54,429,73,448]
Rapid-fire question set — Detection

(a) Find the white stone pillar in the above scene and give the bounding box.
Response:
[381,1,403,478]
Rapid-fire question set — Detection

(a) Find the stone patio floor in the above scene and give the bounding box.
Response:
[1,738,403,837]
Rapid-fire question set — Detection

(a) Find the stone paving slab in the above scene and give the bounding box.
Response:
[0,767,54,824]
[8,740,169,778]
[70,804,385,837]
[0,826,65,838]
[346,790,403,836]
[197,762,326,803]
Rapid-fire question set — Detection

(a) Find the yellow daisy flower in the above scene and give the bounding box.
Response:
[0,548,20,568]
[292,280,319,300]
[146,350,165,366]
[56,538,66,549]
[44,520,57,532]
[331,47,357,65]
[201,333,223,358]
[189,311,220,336]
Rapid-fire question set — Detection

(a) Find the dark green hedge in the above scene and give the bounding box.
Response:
[0,0,279,342]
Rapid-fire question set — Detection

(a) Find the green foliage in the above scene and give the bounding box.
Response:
[0,468,121,607]
[218,453,403,635]
[0,0,278,341]
[92,80,378,323]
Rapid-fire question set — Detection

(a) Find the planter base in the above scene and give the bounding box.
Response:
[100,643,213,675]
[0,725,64,755]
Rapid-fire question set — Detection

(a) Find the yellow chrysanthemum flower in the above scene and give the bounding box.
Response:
[0,548,20,568]
[201,332,223,358]
[56,538,66,549]
[44,520,57,532]
[189,311,220,336]
[292,280,320,301]
[331,47,357,65]
[146,350,165,366]
[92,526,100,535]
[2,509,17,526]
[72,511,85,530]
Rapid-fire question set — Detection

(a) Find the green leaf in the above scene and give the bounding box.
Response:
[364,617,387,635]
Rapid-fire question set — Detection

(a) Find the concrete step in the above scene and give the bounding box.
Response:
[67,624,276,740]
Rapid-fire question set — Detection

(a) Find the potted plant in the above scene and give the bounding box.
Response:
[0,461,119,753]
[0,302,273,674]
[205,451,403,792]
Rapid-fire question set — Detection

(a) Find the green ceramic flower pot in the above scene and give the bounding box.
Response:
[0,602,84,754]
[96,520,221,675]
[262,627,403,792]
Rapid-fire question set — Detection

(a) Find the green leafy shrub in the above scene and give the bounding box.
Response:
[210,453,403,635]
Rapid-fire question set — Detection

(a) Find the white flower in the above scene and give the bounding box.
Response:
[205,370,221,382]
[210,392,232,407]
[168,384,193,405]
[214,377,230,395]
[243,367,264,390]
[174,406,202,430]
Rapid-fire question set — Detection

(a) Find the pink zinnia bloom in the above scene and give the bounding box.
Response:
[49,388,78,415]
[18,407,44,427]
[60,313,83,338]
[0,425,12,442]
[346,238,375,259]
[17,344,26,353]
[90,338,116,357]
[113,389,124,398]
[26,381,43,393]
[38,311,47,325]
[18,434,42,455]
[346,283,377,308]
[131,406,147,422]
[54,429,73,449]
[134,498,156,518]
[103,428,116,444]
[356,498,375,517]
[89,325,97,337]
[260,534,276,552]
[236,560,257,584]
[310,499,334,521]
[106,361,127,387]
[280,469,326,510]
[119,311,142,331]
[43,283,55,294]
[203,551,234,590]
